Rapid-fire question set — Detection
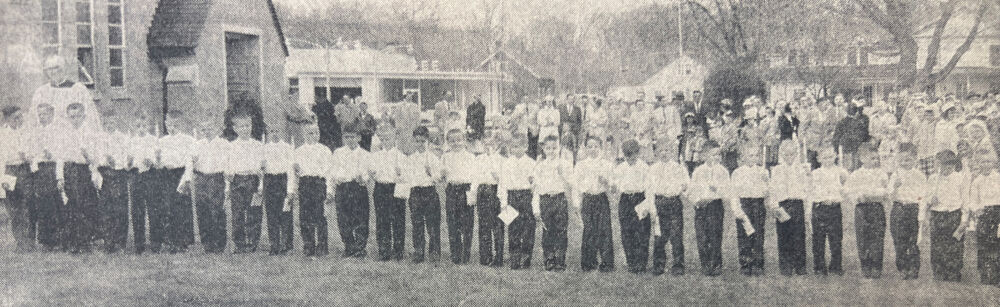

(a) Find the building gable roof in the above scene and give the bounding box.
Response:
[148,0,289,57]
[478,49,541,79]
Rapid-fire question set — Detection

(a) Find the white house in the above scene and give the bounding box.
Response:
[609,55,708,101]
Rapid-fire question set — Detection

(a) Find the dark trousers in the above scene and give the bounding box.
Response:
[299,176,328,256]
[890,202,920,279]
[264,174,293,254]
[653,195,685,274]
[695,200,724,275]
[6,164,34,251]
[476,184,504,266]
[738,198,766,275]
[540,193,569,271]
[195,172,227,253]
[977,206,1000,286]
[855,202,886,278]
[63,163,99,252]
[410,186,441,262]
[162,168,193,251]
[231,174,262,253]
[98,168,132,253]
[31,162,62,250]
[527,131,539,159]
[581,193,614,272]
[336,181,369,257]
[445,183,474,264]
[507,189,535,269]
[812,202,844,275]
[619,192,650,273]
[374,182,406,261]
[777,199,807,275]
[134,170,163,253]
[930,210,963,282]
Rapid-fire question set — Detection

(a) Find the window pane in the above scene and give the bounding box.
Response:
[110,48,123,67]
[41,0,59,21]
[108,5,122,24]
[77,48,95,83]
[289,78,299,86]
[110,68,124,87]
[43,24,59,44]
[76,2,91,23]
[109,26,122,46]
[77,25,92,45]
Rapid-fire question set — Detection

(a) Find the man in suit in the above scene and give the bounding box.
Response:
[682,91,714,131]
[312,93,342,150]
[466,96,486,141]
[559,94,583,155]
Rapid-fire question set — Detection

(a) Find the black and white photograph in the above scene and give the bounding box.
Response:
[1,0,1000,305]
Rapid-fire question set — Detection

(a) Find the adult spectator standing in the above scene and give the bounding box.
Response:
[832,104,870,171]
[682,90,714,130]
[356,101,377,151]
[312,93,341,150]
[778,104,800,142]
[559,94,583,154]
[467,96,486,141]
[30,56,99,130]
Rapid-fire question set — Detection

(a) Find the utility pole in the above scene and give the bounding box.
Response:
[678,3,684,57]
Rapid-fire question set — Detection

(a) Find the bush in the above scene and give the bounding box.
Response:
[702,63,767,117]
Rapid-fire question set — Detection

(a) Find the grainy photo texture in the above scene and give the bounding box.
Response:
[1,0,1000,305]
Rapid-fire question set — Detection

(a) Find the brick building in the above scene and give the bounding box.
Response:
[0,0,292,138]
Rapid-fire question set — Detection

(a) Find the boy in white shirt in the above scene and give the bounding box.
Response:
[331,126,372,258]
[225,110,266,254]
[262,135,295,255]
[291,124,334,257]
[614,139,651,274]
[687,142,729,276]
[95,129,136,253]
[401,127,443,263]
[474,135,505,267]
[534,135,574,272]
[926,150,969,282]
[500,133,536,269]
[159,130,197,253]
[810,147,849,276]
[890,143,925,280]
[648,137,689,276]
[770,140,810,276]
[28,103,64,251]
[1,106,34,252]
[131,126,164,254]
[728,146,770,276]
[371,132,407,261]
[181,133,231,254]
[846,143,892,279]
[575,135,616,272]
[57,103,102,253]
[442,128,478,265]
[969,149,1000,286]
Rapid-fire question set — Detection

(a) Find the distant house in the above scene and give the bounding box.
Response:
[1,0,292,138]
[765,16,1000,102]
[609,55,708,101]
[478,49,554,109]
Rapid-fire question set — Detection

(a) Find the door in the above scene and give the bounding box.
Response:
[226,32,260,111]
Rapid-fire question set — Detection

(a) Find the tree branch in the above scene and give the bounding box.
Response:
[928,0,988,85]
[920,0,955,79]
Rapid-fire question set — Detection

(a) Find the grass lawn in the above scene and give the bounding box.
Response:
[1,195,998,305]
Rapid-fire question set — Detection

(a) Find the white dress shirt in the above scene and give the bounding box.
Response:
[647,161,688,197]
[769,163,811,203]
[442,150,478,185]
[0,127,25,166]
[893,168,928,205]
[810,166,849,204]
[400,150,443,189]
[159,133,197,169]
[729,165,770,200]
[330,146,371,183]
[532,157,573,215]
[688,163,731,204]
[192,138,232,174]
[371,147,406,184]
[473,152,503,187]
[971,171,1000,212]
[498,155,535,208]
[614,160,649,194]
[262,141,295,175]
[227,138,265,175]
[573,157,614,208]
[845,167,890,203]
[292,143,333,195]
[929,172,970,212]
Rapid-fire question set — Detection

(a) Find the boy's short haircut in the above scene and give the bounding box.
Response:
[937,150,961,168]
[67,103,85,112]
[898,142,918,155]
[1,106,21,118]
[622,139,640,156]
[542,135,559,144]
[585,135,602,146]
[703,140,721,151]
[413,126,430,138]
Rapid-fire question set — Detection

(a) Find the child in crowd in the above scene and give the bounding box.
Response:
[183,129,232,254]
[728,146,769,276]
[331,126,372,258]
[95,128,137,253]
[292,123,333,257]
[769,140,810,276]
[574,135,616,272]
[810,147,849,276]
[647,137,689,276]
[687,142,729,276]
[891,143,925,279]
[55,103,102,253]
[28,103,63,251]
[501,134,536,269]
[442,128,477,265]
[846,143,891,279]
[400,127,443,263]
[926,150,970,282]
[533,135,574,272]
[614,140,650,274]
[262,135,296,255]
[474,136,505,267]
[969,148,1000,286]
[225,109,266,254]
[371,130,407,261]
[1,106,34,252]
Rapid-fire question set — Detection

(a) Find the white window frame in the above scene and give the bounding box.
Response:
[75,0,96,86]
[40,0,61,56]
[108,0,125,87]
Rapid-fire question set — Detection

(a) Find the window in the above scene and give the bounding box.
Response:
[288,77,299,97]
[859,46,870,65]
[75,0,95,86]
[846,48,858,65]
[40,0,60,56]
[108,0,125,87]
[991,45,1000,67]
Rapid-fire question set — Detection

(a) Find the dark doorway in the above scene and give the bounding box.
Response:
[225,32,260,110]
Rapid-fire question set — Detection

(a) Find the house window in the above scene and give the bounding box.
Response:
[991,45,1000,67]
[108,0,125,87]
[846,48,858,65]
[40,0,60,56]
[75,0,95,86]
[859,46,870,65]
[288,77,299,97]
